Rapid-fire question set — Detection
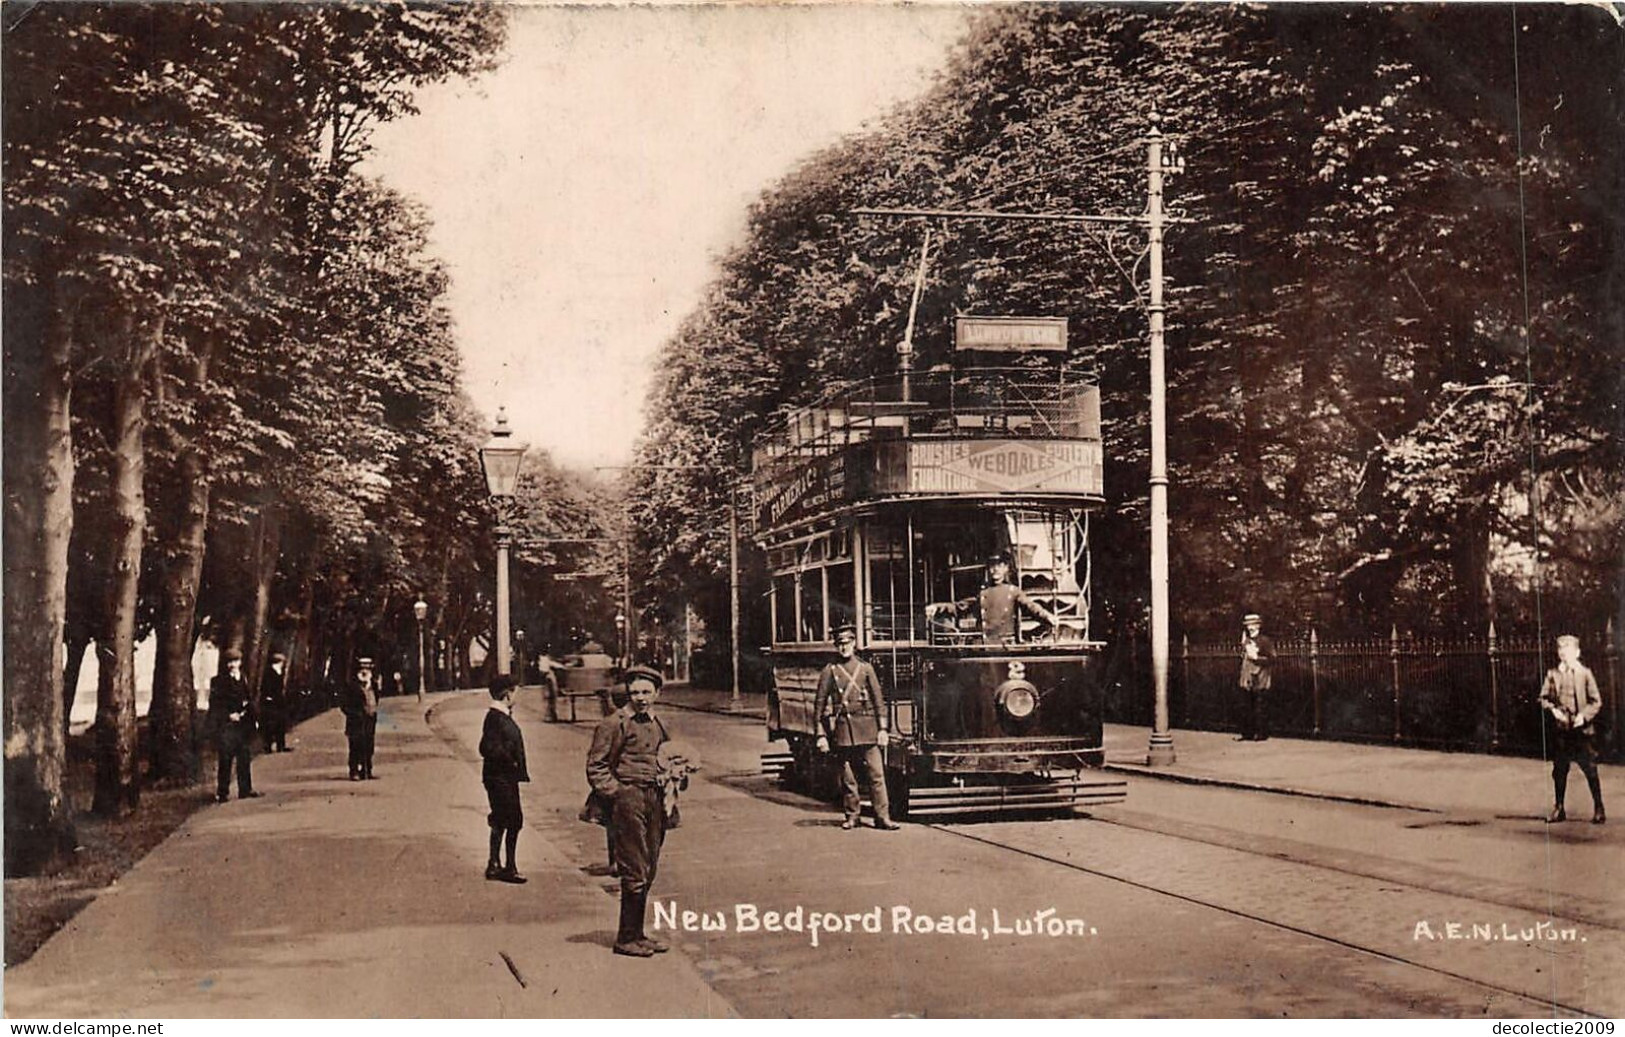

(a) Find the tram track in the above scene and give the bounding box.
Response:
[922,817,1606,1018]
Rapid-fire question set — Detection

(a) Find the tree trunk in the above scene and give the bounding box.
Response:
[244,504,283,703]
[61,632,91,734]
[1450,510,1495,633]
[3,274,80,873]
[149,337,214,784]
[92,308,161,817]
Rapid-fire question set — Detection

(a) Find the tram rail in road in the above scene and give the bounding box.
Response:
[503,691,1616,1018]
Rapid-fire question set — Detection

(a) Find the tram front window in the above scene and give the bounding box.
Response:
[906,510,1091,647]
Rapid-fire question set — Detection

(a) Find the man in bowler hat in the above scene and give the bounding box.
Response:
[586,665,673,957]
[208,649,262,802]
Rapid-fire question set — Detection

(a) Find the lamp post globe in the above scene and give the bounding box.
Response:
[413,598,429,699]
[479,408,526,678]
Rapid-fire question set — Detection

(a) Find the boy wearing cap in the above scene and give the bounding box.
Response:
[480,675,530,882]
[208,649,261,802]
[814,624,898,831]
[1238,613,1273,741]
[586,665,674,957]
[1539,635,1605,824]
[343,657,380,780]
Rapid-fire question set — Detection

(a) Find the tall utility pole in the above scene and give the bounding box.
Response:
[853,109,1184,766]
[1144,112,1177,766]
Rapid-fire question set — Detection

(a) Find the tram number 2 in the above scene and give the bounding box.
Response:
[1007,661,1026,682]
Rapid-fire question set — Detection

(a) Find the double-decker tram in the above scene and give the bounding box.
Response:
[752,354,1128,819]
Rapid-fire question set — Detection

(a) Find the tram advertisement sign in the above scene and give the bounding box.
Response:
[954,315,1068,352]
[908,439,1103,495]
[756,450,849,529]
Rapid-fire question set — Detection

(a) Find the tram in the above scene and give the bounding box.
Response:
[753,340,1127,819]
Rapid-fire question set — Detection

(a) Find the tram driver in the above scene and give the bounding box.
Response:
[930,551,1060,646]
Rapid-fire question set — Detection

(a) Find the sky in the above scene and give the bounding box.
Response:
[367,4,972,472]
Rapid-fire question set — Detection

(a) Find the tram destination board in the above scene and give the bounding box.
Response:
[954,315,1068,352]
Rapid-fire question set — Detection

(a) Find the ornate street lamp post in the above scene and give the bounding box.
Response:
[413,598,428,701]
[479,409,526,678]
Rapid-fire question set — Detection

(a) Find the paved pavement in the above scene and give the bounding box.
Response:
[655,682,1621,819]
[6,681,1618,1018]
[2,691,733,1019]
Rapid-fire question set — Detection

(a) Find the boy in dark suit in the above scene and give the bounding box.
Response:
[479,674,530,882]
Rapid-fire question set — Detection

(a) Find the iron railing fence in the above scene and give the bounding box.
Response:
[1106,625,1622,762]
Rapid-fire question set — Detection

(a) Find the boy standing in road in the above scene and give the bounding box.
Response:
[586,665,672,957]
[1540,634,1605,824]
[479,674,530,882]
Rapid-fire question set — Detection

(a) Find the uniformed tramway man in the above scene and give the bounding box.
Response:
[813,624,899,831]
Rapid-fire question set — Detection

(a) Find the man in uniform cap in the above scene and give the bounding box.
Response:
[935,552,1059,646]
[1539,634,1605,824]
[586,664,675,956]
[814,623,898,830]
[208,649,261,802]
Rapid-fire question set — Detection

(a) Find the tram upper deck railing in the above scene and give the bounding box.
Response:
[752,368,1101,471]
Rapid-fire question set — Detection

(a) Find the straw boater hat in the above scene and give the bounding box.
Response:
[1556,634,1579,648]
[1242,614,1262,625]
[356,656,375,668]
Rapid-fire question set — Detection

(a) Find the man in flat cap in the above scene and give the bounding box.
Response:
[1540,634,1605,824]
[479,674,529,882]
[208,649,261,803]
[586,664,674,957]
[814,622,898,831]
[1238,613,1273,741]
[343,657,381,780]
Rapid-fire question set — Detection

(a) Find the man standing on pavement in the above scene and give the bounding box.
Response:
[586,665,674,957]
[260,651,291,753]
[814,623,899,831]
[343,657,380,780]
[1540,634,1605,824]
[1238,613,1273,741]
[209,649,262,803]
[479,674,529,882]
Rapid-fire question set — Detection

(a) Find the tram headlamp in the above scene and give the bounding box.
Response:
[996,681,1038,719]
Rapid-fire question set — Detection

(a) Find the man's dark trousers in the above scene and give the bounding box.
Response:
[217,723,253,798]
[612,783,665,945]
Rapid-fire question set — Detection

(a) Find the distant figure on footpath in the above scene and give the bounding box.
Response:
[1540,635,1605,825]
[1238,612,1273,741]
[208,649,262,803]
[479,674,530,882]
[343,657,381,781]
[586,665,676,957]
[260,651,291,753]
